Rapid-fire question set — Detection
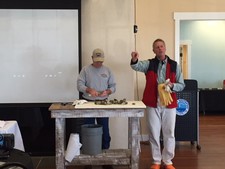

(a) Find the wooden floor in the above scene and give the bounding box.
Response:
[32,113,225,169]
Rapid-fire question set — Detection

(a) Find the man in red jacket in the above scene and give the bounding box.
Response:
[130,39,185,169]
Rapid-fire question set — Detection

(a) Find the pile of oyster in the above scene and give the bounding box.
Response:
[94,98,128,105]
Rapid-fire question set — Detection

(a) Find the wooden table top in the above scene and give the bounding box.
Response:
[49,101,146,111]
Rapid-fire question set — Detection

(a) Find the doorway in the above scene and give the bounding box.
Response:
[174,12,225,83]
[180,40,192,79]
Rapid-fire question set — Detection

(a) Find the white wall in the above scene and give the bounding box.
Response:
[81,0,135,148]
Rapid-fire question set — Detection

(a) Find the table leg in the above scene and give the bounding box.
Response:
[128,118,131,149]
[55,118,66,169]
[199,90,206,115]
[130,117,140,169]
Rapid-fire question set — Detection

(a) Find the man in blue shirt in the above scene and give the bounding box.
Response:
[130,39,185,169]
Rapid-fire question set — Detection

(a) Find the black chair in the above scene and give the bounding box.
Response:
[0,149,33,169]
[0,162,28,169]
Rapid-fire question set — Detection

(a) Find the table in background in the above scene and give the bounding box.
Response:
[0,121,25,151]
[199,89,225,114]
[49,101,145,169]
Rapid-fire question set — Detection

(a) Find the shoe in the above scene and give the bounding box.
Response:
[164,164,175,169]
[84,165,92,169]
[150,164,161,169]
[102,165,114,169]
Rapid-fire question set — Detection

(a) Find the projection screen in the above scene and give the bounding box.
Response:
[0,9,79,103]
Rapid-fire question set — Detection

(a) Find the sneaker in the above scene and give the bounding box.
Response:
[150,164,161,169]
[164,164,175,169]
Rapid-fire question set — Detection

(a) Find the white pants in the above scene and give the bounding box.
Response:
[146,105,176,165]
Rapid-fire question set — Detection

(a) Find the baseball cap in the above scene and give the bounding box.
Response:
[92,48,104,62]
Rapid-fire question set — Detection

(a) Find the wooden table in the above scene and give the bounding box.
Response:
[49,101,145,169]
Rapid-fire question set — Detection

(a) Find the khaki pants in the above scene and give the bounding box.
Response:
[146,104,176,165]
